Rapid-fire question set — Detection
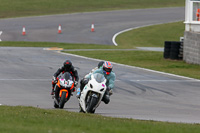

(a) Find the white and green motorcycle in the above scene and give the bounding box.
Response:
[78,73,107,113]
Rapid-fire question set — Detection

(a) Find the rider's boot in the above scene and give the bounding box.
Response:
[102,90,110,104]
[54,85,60,104]
[76,88,81,98]
[76,78,88,98]
[51,81,55,95]
[51,87,55,95]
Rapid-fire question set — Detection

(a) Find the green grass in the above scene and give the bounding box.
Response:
[0,106,200,133]
[0,41,117,49]
[0,0,184,18]
[116,21,185,48]
[0,0,198,131]
[0,0,199,131]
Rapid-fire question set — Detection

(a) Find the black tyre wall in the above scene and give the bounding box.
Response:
[164,41,171,59]
[164,41,182,60]
[169,41,181,60]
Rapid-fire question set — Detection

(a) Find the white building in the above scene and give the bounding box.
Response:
[184,0,200,64]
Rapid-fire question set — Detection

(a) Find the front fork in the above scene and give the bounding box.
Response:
[86,92,99,105]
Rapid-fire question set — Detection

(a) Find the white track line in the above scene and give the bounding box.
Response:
[112,21,182,46]
[115,79,200,82]
[0,31,2,42]
[57,51,200,82]
[0,79,50,81]
[112,28,133,46]
[113,63,200,81]
[129,80,200,82]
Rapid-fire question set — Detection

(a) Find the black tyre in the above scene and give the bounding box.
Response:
[163,41,171,59]
[164,41,171,48]
[171,41,180,49]
[170,52,179,60]
[164,51,170,59]
[170,41,181,60]
[54,100,59,108]
[59,91,67,109]
[86,96,98,113]
[91,109,96,113]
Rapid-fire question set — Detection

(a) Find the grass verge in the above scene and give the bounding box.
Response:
[0,106,200,133]
[0,0,184,18]
[0,41,117,49]
[115,21,185,48]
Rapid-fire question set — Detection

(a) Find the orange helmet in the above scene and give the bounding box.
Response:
[103,61,113,75]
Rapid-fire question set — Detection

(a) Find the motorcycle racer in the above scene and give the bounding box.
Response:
[77,61,116,104]
[51,60,79,96]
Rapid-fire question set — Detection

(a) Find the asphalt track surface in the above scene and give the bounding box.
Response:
[1,7,184,45]
[1,7,200,123]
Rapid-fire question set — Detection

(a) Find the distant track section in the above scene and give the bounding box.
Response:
[0,7,184,45]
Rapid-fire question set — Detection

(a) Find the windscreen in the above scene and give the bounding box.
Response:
[93,73,105,83]
[62,72,72,81]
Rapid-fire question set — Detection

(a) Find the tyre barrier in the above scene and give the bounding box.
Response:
[163,41,183,60]
[163,41,171,59]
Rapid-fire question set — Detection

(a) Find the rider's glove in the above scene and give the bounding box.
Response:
[51,89,55,95]
[82,78,89,85]
[109,89,113,96]
[107,87,113,96]
[52,76,57,83]
[72,88,76,92]
[74,81,78,87]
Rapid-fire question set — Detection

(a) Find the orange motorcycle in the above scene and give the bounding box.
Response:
[53,72,75,109]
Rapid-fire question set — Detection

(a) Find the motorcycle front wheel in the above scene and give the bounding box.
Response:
[54,100,59,108]
[86,96,98,113]
[59,91,67,109]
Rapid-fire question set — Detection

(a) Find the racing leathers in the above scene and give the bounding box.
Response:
[51,60,79,96]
